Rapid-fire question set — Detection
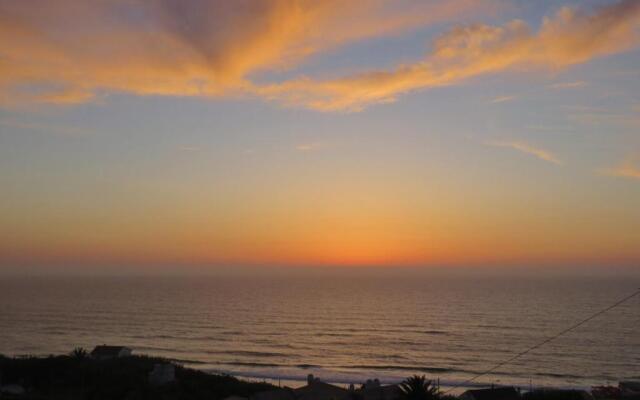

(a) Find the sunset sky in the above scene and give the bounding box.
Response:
[1,0,640,274]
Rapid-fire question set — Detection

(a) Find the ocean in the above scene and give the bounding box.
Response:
[0,275,638,392]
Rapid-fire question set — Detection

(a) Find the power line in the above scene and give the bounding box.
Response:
[442,287,640,394]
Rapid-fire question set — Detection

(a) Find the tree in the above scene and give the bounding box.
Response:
[71,347,88,359]
[399,375,439,400]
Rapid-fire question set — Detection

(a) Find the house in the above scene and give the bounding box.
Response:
[525,389,594,400]
[148,363,175,385]
[591,385,621,399]
[620,382,640,398]
[251,388,296,400]
[461,386,520,400]
[358,383,402,400]
[293,375,350,400]
[525,389,593,400]
[90,345,132,360]
[363,379,381,390]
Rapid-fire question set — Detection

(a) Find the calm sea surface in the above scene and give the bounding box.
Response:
[0,275,638,391]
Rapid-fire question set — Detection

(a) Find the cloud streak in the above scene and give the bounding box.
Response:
[490,95,516,104]
[296,142,323,151]
[1,0,639,111]
[488,140,562,165]
[0,0,498,106]
[259,0,640,111]
[548,81,588,89]
[601,157,640,180]
[0,119,93,136]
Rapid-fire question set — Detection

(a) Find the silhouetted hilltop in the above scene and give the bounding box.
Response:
[0,353,275,400]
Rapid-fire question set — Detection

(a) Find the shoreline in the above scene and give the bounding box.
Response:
[209,369,594,393]
[192,362,609,394]
[1,352,623,394]
[1,352,635,399]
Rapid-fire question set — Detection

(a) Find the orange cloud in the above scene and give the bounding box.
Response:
[601,156,640,180]
[548,81,588,89]
[2,0,639,111]
[490,95,516,104]
[259,0,640,111]
[0,0,498,105]
[295,142,322,151]
[487,140,562,165]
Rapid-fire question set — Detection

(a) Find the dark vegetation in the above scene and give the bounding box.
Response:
[1,354,633,400]
[0,353,275,400]
[399,375,448,400]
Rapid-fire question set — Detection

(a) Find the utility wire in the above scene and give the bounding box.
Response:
[442,287,640,394]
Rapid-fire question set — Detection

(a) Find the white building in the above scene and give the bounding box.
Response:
[90,345,132,360]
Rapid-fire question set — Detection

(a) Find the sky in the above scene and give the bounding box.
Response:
[1,0,639,275]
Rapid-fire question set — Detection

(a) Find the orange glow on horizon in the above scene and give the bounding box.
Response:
[1,1,640,274]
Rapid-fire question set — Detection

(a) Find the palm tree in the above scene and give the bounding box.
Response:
[399,375,439,400]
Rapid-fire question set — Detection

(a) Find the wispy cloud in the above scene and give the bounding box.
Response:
[0,119,93,137]
[567,107,640,127]
[296,142,323,151]
[487,140,562,165]
[260,0,640,111]
[490,95,516,104]
[0,0,500,107]
[600,156,640,180]
[1,0,639,111]
[525,124,574,133]
[548,81,588,89]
